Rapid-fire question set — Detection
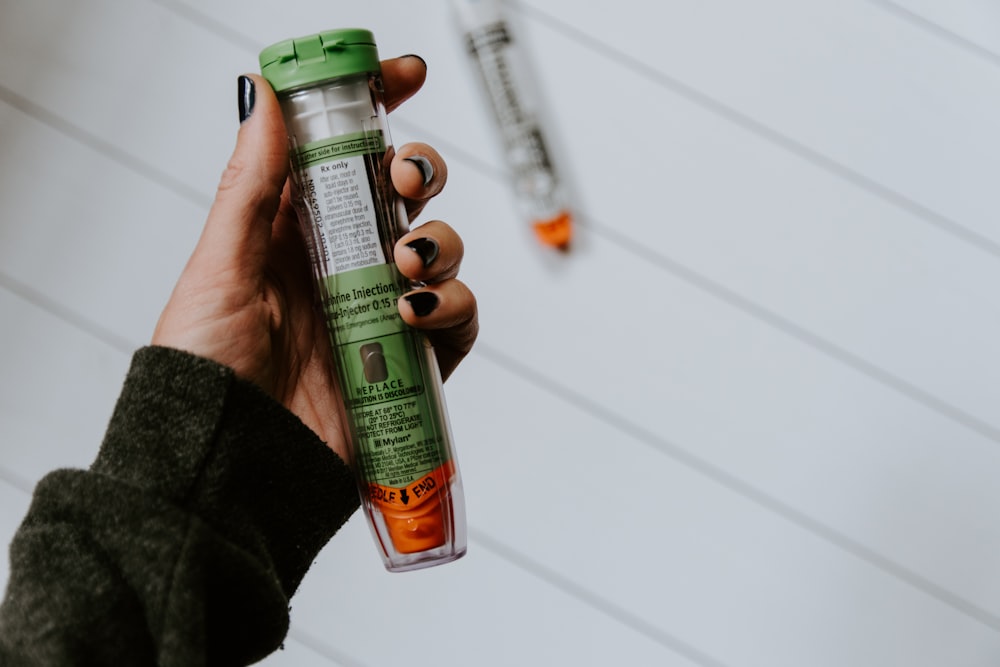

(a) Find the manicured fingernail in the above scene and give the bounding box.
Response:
[404,156,434,186]
[238,75,256,123]
[404,291,439,317]
[401,53,427,70]
[405,237,439,267]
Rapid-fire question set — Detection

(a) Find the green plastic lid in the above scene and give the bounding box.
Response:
[259,29,380,93]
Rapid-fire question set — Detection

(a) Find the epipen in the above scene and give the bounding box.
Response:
[259,29,467,572]
[451,0,574,250]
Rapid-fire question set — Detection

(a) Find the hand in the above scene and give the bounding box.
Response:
[152,56,478,463]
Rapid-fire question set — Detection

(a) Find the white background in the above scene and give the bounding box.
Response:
[1,0,999,665]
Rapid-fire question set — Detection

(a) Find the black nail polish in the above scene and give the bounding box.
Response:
[405,237,440,267]
[401,53,427,70]
[404,291,439,317]
[238,75,256,123]
[404,156,434,186]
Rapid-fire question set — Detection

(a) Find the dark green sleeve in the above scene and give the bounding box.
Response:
[0,346,360,666]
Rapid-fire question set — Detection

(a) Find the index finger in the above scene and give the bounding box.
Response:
[382,55,428,113]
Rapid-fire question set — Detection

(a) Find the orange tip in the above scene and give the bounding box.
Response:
[532,210,573,250]
[380,496,448,554]
[369,463,454,554]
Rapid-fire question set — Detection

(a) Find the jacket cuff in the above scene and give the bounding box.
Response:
[92,345,360,594]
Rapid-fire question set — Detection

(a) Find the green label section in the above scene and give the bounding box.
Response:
[295,131,386,169]
[324,264,405,343]
[323,264,448,488]
[347,333,446,488]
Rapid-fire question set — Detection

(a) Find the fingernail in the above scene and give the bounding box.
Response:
[404,156,434,186]
[401,53,427,70]
[405,237,440,267]
[404,291,439,317]
[238,75,256,124]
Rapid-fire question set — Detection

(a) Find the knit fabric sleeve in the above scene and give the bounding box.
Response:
[0,346,360,666]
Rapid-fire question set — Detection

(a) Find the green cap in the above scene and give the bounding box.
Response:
[259,29,380,93]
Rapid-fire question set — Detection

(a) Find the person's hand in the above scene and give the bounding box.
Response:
[152,56,478,463]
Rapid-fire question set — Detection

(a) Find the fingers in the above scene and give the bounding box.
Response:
[399,278,477,333]
[381,55,442,221]
[382,55,428,113]
[390,143,448,221]
[381,51,472,379]
[399,278,478,381]
[394,221,476,379]
[196,74,290,276]
[394,220,462,283]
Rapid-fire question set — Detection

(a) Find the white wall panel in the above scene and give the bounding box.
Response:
[1,1,997,665]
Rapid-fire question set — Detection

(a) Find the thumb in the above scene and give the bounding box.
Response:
[195,74,290,274]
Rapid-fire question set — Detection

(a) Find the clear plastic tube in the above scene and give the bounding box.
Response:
[260,30,467,572]
[451,0,574,249]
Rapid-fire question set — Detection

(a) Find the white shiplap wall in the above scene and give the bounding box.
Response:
[1,1,999,665]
